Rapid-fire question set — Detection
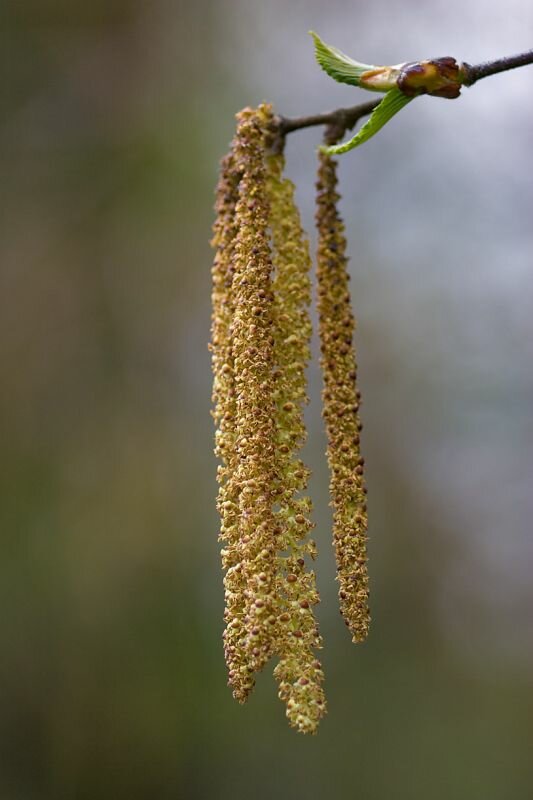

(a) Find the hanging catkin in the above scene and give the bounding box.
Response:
[225,104,283,683]
[315,150,370,643]
[266,152,326,733]
[211,146,254,701]
[212,105,370,732]
[211,105,280,700]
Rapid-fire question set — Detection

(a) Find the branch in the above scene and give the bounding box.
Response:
[269,48,533,153]
[276,99,379,136]
[463,49,533,86]
[272,99,379,152]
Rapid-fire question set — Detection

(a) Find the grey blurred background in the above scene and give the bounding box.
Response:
[2,1,533,798]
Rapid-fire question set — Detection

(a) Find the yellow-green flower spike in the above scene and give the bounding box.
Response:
[225,104,283,680]
[211,105,281,701]
[266,153,327,733]
[315,151,370,644]
[211,148,255,702]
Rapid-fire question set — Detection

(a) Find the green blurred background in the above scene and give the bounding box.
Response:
[2,2,533,798]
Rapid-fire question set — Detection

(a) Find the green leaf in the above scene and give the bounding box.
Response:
[320,89,414,155]
[310,31,374,87]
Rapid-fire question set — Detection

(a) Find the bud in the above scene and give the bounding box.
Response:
[397,57,464,99]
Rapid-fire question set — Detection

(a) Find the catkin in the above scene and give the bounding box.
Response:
[266,153,326,733]
[315,151,370,643]
[221,105,282,691]
[212,106,369,733]
[211,148,255,701]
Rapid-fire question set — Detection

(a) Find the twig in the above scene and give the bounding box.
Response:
[463,50,533,86]
[269,49,533,152]
[276,99,379,136]
[271,100,379,153]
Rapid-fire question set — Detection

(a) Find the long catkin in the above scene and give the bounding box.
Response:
[266,152,326,733]
[211,146,254,701]
[211,105,279,700]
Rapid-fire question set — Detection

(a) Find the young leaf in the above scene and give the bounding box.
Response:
[319,88,414,154]
[310,31,375,88]
[310,31,403,92]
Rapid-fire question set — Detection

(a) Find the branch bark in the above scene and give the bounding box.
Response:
[462,50,533,86]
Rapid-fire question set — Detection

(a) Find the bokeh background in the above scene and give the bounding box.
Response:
[2,1,533,798]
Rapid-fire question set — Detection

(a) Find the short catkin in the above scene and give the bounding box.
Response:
[315,150,370,643]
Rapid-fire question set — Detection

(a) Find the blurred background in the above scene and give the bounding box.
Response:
[2,1,533,798]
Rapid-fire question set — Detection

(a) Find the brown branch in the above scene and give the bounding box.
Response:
[463,50,533,86]
[276,99,379,135]
[271,99,379,153]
